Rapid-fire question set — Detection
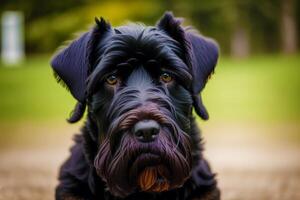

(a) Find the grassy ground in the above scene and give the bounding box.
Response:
[204,54,300,122]
[0,54,300,199]
[0,55,75,122]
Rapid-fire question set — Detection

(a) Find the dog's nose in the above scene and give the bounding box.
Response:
[133,120,160,142]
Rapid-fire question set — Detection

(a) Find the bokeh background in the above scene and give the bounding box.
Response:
[0,0,300,199]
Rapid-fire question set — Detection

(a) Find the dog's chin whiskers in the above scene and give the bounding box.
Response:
[94,116,193,196]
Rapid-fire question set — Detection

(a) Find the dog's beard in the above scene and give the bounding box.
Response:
[94,125,192,197]
[138,165,169,192]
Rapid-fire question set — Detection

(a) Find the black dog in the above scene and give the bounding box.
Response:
[51,12,220,200]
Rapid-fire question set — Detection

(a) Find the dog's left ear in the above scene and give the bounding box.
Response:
[51,17,112,123]
[157,12,219,120]
[186,32,219,120]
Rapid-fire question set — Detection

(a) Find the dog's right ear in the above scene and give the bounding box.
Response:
[157,12,219,120]
[51,17,112,123]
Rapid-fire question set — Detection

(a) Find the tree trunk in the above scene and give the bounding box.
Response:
[281,0,298,54]
[230,25,250,58]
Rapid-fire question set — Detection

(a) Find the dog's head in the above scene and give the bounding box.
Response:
[51,12,218,197]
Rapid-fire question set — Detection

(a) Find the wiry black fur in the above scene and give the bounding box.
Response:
[52,12,220,200]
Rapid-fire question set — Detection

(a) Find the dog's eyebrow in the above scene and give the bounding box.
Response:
[115,57,140,69]
[127,58,138,65]
[145,59,158,67]
[116,63,132,68]
[156,47,193,86]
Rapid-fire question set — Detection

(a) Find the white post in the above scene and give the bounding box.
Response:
[1,11,25,66]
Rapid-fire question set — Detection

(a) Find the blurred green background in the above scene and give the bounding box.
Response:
[0,0,299,124]
[1,0,300,55]
[0,1,300,200]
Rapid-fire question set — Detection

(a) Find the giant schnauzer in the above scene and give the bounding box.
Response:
[51,12,220,200]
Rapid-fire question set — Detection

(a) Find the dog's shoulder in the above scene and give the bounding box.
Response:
[56,134,97,199]
[60,134,88,178]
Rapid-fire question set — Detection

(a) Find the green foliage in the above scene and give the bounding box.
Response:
[0,55,299,123]
[1,0,298,54]
[171,0,282,54]
[26,0,163,52]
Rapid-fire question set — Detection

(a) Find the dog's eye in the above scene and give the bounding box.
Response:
[106,75,118,85]
[160,72,173,83]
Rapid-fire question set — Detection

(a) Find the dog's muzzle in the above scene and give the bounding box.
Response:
[94,105,192,197]
[131,119,171,192]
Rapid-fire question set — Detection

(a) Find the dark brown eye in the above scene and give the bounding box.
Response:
[160,72,173,83]
[106,75,118,85]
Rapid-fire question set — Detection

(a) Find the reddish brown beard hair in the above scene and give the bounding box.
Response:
[138,165,170,192]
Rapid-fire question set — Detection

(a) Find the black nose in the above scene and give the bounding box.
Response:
[133,120,160,142]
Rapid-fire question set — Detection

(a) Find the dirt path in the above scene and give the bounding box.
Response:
[0,122,299,200]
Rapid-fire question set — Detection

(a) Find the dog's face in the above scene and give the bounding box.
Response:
[89,26,195,195]
[51,12,218,197]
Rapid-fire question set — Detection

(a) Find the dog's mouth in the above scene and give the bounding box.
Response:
[138,165,170,192]
[128,153,173,193]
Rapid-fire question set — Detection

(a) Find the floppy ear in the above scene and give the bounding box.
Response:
[51,17,112,122]
[157,12,219,120]
[186,32,219,120]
